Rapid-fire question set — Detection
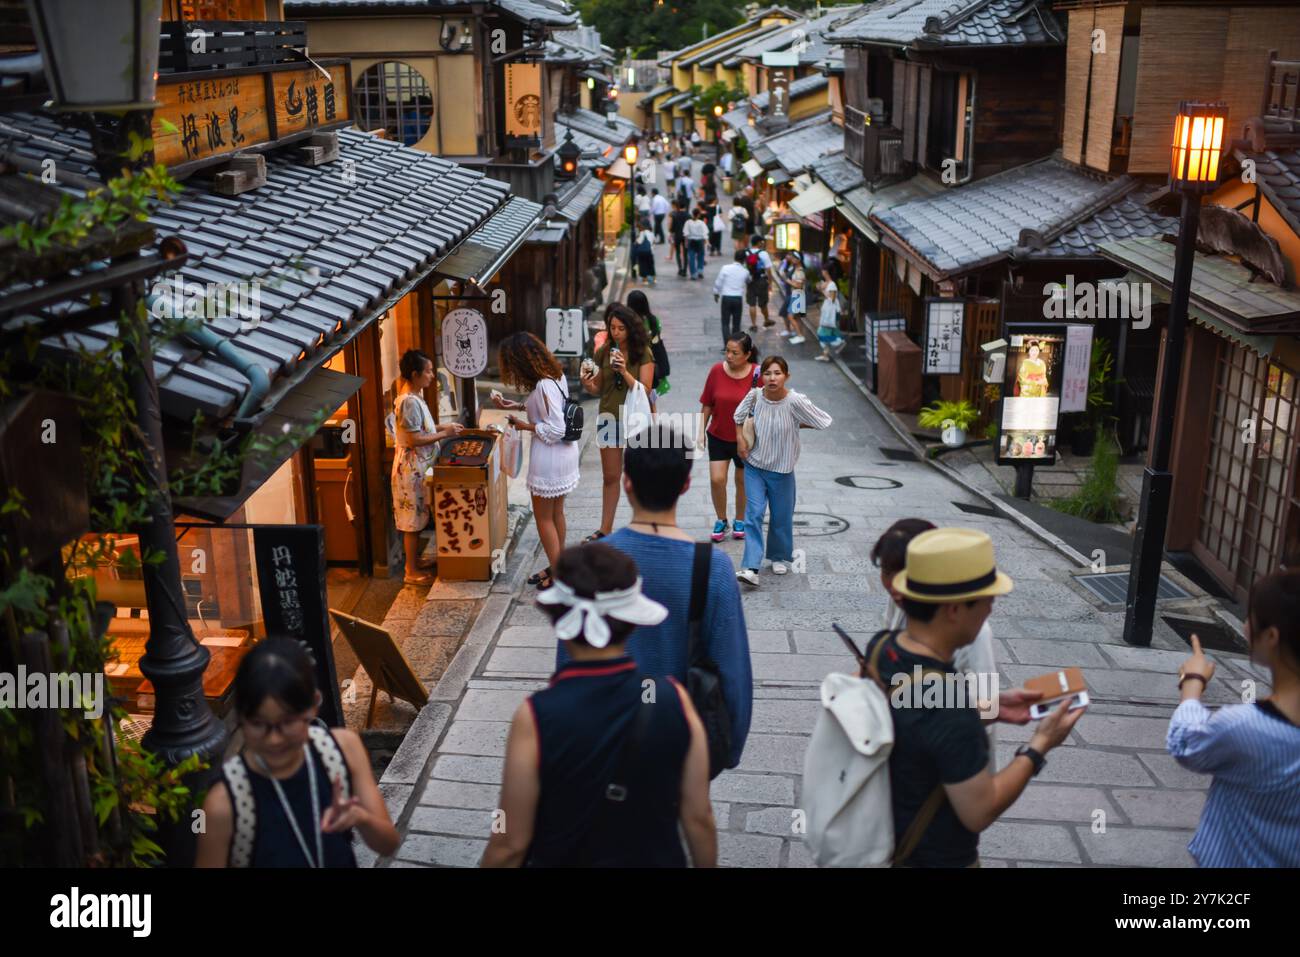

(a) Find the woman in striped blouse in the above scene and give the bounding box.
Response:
[1167,567,1300,866]
[732,356,832,587]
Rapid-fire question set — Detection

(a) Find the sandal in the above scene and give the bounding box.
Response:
[527,566,552,586]
[403,573,434,587]
[582,530,608,543]
[532,569,554,589]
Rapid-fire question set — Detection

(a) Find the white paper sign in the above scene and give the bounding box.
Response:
[924,300,964,375]
[441,308,488,378]
[1060,324,1094,414]
[545,307,585,357]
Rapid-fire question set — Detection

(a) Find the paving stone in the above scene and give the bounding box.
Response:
[408,806,496,838]
[413,598,478,637]
[1003,639,1111,668]
[786,839,817,868]
[426,579,494,599]
[792,629,877,656]
[1001,664,1239,705]
[484,645,556,675]
[995,742,1155,786]
[1075,825,1194,866]
[431,754,505,785]
[712,801,730,830]
[1098,644,1202,673]
[997,619,1121,643]
[1003,784,1119,825]
[456,687,529,721]
[750,698,822,733]
[440,720,509,756]
[734,734,810,774]
[979,858,1011,867]
[1110,788,1205,828]
[743,806,804,838]
[386,584,431,620]
[717,831,783,868]
[745,629,794,653]
[1135,753,1210,790]
[980,821,1082,863]
[1072,713,1172,750]
[418,779,501,810]
[395,834,485,868]
[497,625,557,647]
[711,772,796,806]
[752,651,855,682]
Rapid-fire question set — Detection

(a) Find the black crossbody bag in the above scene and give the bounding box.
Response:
[578,684,654,866]
[687,542,732,779]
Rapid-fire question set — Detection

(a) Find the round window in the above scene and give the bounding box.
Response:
[354,61,434,147]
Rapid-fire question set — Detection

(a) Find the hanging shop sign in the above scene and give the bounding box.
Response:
[767,66,791,121]
[153,61,351,169]
[924,299,964,375]
[774,221,801,251]
[997,324,1067,466]
[545,307,585,357]
[505,62,544,146]
[251,525,343,727]
[1060,324,1095,414]
[441,308,489,378]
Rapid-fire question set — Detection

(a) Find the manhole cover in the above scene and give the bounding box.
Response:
[834,475,903,490]
[1076,571,1190,604]
[792,512,849,536]
[1163,616,1246,654]
[953,501,1000,518]
[878,447,919,462]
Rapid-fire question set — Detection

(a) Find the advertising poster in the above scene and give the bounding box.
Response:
[924,299,964,375]
[441,308,488,378]
[1060,324,1094,414]
[998,324,1067,465]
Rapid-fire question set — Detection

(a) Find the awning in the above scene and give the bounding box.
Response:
[554,174,605,224]
[581,68,611,84]
[721,128,737,143]
[1124,270,1277,358]
[528,223,570,245]
[433,195,544,285]
[790,182,836,218]
[767,169,792,186]
[607,157,633,179]
[173,367,363,521]
[742,158,763,179]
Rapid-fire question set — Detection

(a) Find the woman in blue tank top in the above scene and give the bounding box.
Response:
[481,543,717,867]
[196,638,400,867]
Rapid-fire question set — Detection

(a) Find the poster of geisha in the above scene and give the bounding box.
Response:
[997,324,1066,466]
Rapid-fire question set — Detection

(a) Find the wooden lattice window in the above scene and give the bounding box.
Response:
[354,61,433,147]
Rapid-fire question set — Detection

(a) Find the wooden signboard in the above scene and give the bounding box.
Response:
[328,609,429,728]
[505,62,543,143]
[152,61,351,170]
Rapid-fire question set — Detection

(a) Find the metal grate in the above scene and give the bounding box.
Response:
[1162,616,1246,654]
[1076,571,1190,604]
[878,447,918,462]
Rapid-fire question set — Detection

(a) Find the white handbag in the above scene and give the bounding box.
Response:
[622,380,654,440]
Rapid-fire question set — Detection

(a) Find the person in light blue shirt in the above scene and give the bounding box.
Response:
[555,422,753,768]
[1167,567,1300,866]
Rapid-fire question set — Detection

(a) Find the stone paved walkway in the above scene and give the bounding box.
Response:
[374,155,1271,869]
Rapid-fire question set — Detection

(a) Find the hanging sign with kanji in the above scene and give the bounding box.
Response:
[442,308,489,378]
[545,307,584,357]
[924,299,964,375]
[152,61,351,168]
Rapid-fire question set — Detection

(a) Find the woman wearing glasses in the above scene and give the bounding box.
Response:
[195,638,399,867]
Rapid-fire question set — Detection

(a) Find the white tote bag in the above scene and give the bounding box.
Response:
[622,380,654,441]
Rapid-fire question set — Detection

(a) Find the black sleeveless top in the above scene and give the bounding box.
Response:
[244,741,357,868]
[525,657,691,867]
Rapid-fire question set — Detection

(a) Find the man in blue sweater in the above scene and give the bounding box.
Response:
[555,423,753,768]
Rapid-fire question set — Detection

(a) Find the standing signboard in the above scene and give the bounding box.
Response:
[251,525,343,727]
[545,307,585,357]
[924,299,964,375]
[997,324,1068,465]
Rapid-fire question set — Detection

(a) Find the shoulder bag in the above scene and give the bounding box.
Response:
[687,542,732,778]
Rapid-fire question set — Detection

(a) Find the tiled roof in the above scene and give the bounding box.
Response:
[286,0,578,25]
[750,114,841,175]
[732,5,864,65]
[556,123,614,168]
[810,151,866,194]
[720,74,829,133]
[0,113,515,423]
[1022,197,1176,260]
[692,23,790,67]
[826,0,1063,48]
[1235,145,1300,240]
[659,6,801,65]
[557,106,638,147]
[872,157,1138,278]
[554,172,605,223]
[638,85,675,107]
[660,90,695,110]
[434,195,543,281]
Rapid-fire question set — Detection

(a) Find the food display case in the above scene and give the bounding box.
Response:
[426,429,508,580]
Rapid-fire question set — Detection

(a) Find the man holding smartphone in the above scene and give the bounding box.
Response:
[872,528,1084,867]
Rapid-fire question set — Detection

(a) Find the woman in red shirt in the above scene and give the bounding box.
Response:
[698,332,759,542]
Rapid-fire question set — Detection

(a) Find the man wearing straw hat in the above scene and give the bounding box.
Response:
[874,528,1083,867]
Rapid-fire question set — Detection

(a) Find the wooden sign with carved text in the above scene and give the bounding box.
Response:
[272,64,351,138]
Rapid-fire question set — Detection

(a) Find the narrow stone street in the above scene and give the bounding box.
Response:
[374,154,1268,869]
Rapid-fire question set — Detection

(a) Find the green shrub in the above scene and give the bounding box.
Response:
[917,399,979,432]
[1051,427,1126,523]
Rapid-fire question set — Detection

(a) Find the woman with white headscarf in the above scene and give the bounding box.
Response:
[481,543,717,868]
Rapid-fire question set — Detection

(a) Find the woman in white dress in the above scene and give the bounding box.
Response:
[392,350,464,585]
[493,333,581,590]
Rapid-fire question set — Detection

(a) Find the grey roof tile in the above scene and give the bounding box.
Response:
[751,114,842,176]
[811,152,866,194]
[826,0,1063,49]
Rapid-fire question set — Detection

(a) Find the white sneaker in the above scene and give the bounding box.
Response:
[778,330,792,337]
[814,354,830,362]
[772,561,789,575]
[736,568,760,587]
[788,336,806,345]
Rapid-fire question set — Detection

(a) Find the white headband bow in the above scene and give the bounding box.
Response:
[536,576,668,648]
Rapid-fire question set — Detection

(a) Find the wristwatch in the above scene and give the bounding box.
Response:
[1015,745,1046,776]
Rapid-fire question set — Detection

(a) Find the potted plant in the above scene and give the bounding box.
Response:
[1071,339,1115,456]
[918,399,979,448]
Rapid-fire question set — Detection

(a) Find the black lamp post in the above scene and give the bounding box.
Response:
[27,0,228,860]
[1122,101,1227,646]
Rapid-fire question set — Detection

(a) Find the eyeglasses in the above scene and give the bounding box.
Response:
[242,714,311,738]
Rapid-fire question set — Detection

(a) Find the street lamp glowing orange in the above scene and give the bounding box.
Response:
[1170,101,1227,192]
[624,142,638,165]
[713,103,723,117]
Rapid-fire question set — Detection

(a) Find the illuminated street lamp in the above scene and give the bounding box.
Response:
[1123,101,1227,646]
[624,141,638,165]
[558,128,580,178]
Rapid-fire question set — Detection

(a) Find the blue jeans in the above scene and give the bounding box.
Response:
[687,240,706,278]
[742,462,796,569]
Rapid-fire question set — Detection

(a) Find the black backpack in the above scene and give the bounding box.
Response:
[647,315,670,388]
[687,542,732,779]
[544,378,583,442]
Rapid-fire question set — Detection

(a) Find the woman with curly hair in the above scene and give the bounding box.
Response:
[580,303,655,543]
[493,332,581,589]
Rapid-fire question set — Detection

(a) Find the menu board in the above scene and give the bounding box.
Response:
[997,324,1067,465]
[924,299,964,375]
[1060,324,1094,414]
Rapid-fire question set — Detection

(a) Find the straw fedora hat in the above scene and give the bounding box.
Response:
[891,527,1014,603]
